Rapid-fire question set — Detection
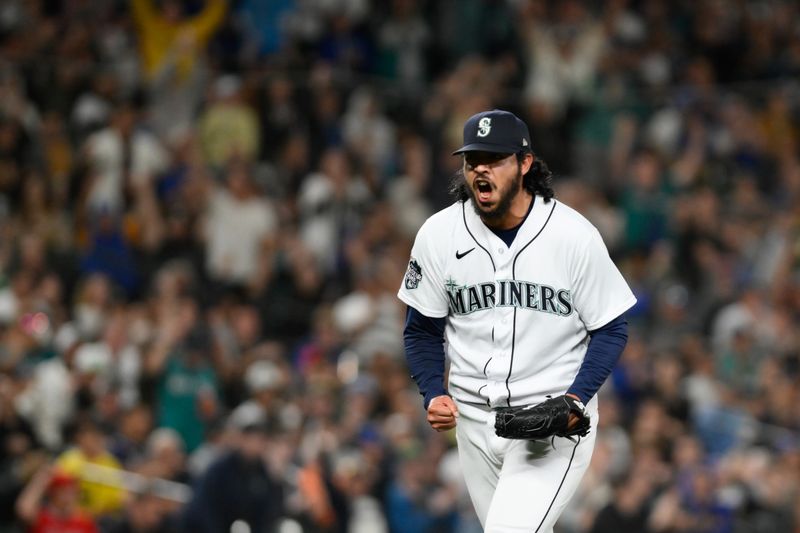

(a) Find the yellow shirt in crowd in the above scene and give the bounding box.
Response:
[131,0,227,80]
[56,449,127,516]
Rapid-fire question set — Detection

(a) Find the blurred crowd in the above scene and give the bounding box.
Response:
[0,0,800,532]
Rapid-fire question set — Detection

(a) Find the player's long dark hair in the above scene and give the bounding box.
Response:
[449,152,555,203]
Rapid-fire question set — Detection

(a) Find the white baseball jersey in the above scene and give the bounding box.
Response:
[398,196,637,408]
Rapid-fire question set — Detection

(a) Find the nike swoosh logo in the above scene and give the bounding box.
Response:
[455,248,475,259]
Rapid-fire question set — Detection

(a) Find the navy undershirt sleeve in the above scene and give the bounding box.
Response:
[403,306,447,409]
[567,315,629,404]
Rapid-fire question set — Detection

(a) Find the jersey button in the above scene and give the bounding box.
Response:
[498,247,504,254]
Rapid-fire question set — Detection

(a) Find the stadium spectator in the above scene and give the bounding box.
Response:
[182,405,285,533]
[16,467,99,533]
[55,418,126,518]
[202,159,277,292]
[198,75,260,168]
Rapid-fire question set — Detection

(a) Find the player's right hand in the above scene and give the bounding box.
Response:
[427,395,459,431]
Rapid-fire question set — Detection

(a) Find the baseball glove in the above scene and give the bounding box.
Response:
[494,395,590,440]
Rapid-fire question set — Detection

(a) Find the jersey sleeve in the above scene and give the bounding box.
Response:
[570,228,637,331]
[397,219,449,318]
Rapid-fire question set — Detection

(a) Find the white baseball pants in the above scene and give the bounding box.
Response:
[454,398,598,533]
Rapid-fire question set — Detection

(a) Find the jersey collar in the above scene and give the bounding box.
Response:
[464,195,556,254]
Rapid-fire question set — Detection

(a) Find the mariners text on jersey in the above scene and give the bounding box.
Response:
[445,277,573,316]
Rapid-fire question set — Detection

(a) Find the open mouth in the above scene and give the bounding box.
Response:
[474,179,494,202]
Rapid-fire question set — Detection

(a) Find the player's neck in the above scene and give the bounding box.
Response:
[482,191,534,230]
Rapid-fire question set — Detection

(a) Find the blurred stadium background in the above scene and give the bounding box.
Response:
[1,0,800,532]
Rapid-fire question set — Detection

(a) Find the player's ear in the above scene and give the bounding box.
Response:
[519,152,534,175]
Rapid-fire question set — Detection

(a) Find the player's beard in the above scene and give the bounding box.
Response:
[468,164,524,222]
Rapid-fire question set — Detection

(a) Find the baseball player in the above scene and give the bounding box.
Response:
[398,109,636,532]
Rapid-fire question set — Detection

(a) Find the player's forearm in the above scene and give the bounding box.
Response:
[403,307,448,408]
[567,315,629,403]
[409,354,447,409]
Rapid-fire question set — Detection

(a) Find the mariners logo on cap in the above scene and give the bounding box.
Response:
[404,259,423,289]
[477,117,492,137]
[453,110,532,155]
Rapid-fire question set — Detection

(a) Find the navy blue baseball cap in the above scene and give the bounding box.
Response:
[452,109,533,155]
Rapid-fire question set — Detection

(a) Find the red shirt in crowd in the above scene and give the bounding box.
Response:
[30,510,99,533]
